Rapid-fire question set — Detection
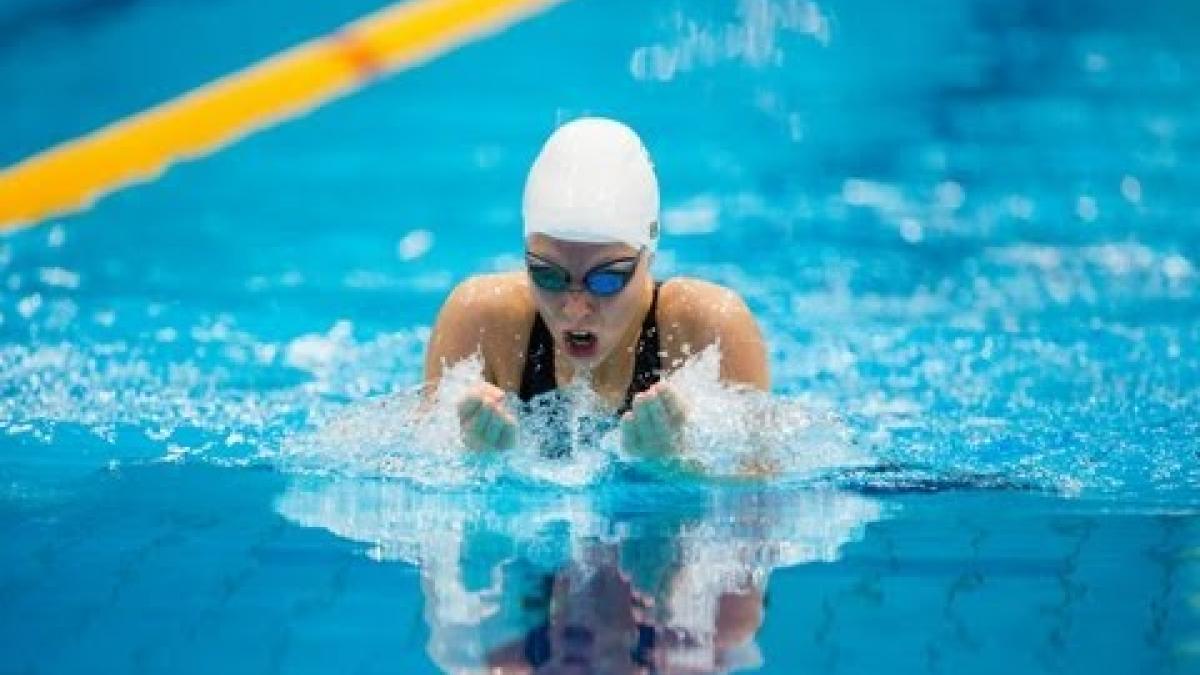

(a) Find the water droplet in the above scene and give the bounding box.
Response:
[46,224,66,248]
[398,230,434,261]
[1120,175,1142,204]
[899,217,924,244]
[934,181,965,210]
[1083,52,1109,73]
[1076,195,1099,222]
[17,294,42,319]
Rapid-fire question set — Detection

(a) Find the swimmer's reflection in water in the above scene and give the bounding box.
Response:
[485,545,766,674]
[274,480,883,674]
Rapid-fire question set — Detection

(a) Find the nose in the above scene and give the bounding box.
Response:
[561,290,593,321]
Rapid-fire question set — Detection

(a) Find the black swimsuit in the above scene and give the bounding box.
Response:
[518,282,663,415]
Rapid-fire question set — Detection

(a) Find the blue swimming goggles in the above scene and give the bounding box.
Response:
[525,250,642,297]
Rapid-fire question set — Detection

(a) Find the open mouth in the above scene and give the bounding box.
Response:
[563,330,598,357]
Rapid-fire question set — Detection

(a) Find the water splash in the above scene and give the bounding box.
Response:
[279,345,865,487]
[642,345,867,479]
[0,319,426,465]
[631,0,831,82]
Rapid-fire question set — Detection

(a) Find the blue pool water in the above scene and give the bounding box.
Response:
[2,0,1199,672]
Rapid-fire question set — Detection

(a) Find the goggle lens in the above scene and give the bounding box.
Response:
[584,270,629,296]
[528,264,570,292]
[526,254,640,298]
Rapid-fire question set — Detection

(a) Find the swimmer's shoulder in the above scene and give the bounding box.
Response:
[429,272,535,387]
[429,271,528,333]
[657,277,755,331]
[656,277,769,388]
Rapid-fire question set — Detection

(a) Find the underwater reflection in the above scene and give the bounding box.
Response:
[277,480,883,674]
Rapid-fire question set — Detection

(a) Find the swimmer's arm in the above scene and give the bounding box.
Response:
[707,290,770,391]
[699,290,781,475]
[649,281,772,476]
[697,290,777,473]
[422,277,501,399]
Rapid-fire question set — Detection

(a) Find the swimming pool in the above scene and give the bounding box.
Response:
[2,0,1198,672]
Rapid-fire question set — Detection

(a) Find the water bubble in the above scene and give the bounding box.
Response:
[664,196,721,235]
[934,180,965,210]
[254,343,278,364]
[46,224,66,248]
[899,217,924,244]
[398,229,435,261]
[787,112,805,141]
[1076,195,1099,222]
[285,321,354,371]
[37,267,80,289]
[1083,52,1109,73]
[17,294,42,319]
[1006,195,1036,220]
[1163,254,1194,281]
[842,178,903,210]
[1120,175,1143,204]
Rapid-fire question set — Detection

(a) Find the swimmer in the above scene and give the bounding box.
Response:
[424,117,769,459]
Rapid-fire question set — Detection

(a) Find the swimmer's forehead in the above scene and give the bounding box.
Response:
[525,234,640,265]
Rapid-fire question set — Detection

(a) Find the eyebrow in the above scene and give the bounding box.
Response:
[595,257,638,270]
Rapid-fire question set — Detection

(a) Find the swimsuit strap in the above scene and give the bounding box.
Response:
[620,281,663,415]
[518,311,557,403]
[518,282,663,413]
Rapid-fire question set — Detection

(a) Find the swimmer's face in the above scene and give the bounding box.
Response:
[525,234,652,368]
[535,564,645,675]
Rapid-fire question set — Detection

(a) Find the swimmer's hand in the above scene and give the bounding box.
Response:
[620,383,690,462]
[457,383,518,451]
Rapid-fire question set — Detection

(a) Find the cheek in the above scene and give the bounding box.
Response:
[597,297,638,335]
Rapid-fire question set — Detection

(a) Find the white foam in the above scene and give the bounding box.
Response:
[280,344,865,486]
[660,346,869,478]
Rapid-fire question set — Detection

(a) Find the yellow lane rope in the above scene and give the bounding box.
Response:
[0,0,564,231]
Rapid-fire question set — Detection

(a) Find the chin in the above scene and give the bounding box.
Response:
[563,351,604,367]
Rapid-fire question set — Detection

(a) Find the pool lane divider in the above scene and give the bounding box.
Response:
[0,0,565,232]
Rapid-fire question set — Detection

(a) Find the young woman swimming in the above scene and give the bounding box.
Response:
[423,117,769,459]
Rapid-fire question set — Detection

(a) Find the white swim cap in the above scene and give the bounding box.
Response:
[523,117,660,252]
